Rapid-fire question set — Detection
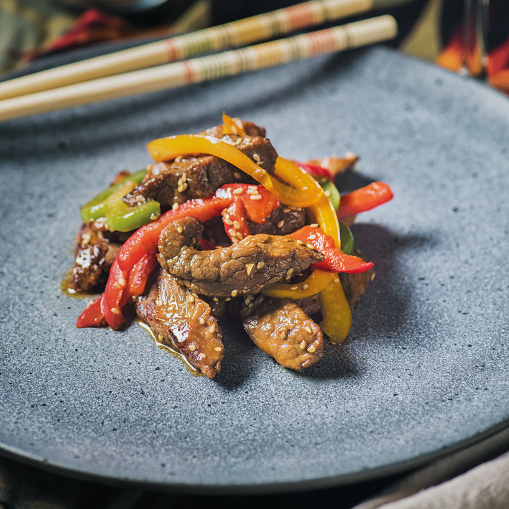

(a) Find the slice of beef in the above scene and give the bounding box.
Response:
[69,222,127,293]
[136,269,224,379]
[247,206,307,236]
[240,296,323,371]
[123,121,277,209]
[157,217,324,298]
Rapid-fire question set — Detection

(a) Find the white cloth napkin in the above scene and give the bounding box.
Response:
[354,426,509,509]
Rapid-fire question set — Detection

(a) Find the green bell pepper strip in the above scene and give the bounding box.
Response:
[318,178,341,211]
[339,221,354,255]
[80,169,160,232]
[80,169,147,222]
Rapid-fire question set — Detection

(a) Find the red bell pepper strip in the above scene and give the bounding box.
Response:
[221,184,280,224]
[199,238,216,250]
[292,161,335,182]
[337,182,393,219]
[76,294,106,328]
[289,226,373,274]
[222,195,251,243]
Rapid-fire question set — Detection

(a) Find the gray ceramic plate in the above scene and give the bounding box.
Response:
[0,46,508,494]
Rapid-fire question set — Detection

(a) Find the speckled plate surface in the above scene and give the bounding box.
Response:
[1,45,508,494]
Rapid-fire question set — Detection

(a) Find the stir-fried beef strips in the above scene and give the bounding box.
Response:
[136,269,224,379]
[157,217,324,297]
[240,296,323,371]
[123,121,278,209]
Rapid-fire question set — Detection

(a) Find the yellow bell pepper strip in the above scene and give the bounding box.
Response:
[261,158,339,298]
[263,158,353,343]
[260,269,335,299]
[337,181,393,219]
[288,226,373,273]
[222,113,247,136]
[146,135,320,208]
[319,274,352,344]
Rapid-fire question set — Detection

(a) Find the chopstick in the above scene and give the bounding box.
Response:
[0,15,397,122]
[0,0,374,101]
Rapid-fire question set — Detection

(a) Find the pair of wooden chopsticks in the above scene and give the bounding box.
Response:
[0,0,397,122]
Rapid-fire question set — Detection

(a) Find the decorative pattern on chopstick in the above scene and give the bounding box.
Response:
[168,16,395,85]
[0,16,397,122]
[164,0,372,61]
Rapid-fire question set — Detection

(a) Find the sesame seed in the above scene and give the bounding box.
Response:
[111,307,120,315]
[234,172,242,179]
[234,138,242,146]
[175,155,182,162]
[285,268,293,280]
[253,153,261,162]
[158,334,163,341]
[177,226,183,234]
[177,183,188,193]
[304,326,312,333]
[325,190,331,197]
[224,218,233,225]
[81,233,91,245]
[283,208,291,213]
[231,290,238,297]
[245,263,254,275]
[280,330,286,340]
[189,344,196,352]
[150,213,158,220]
[233,221,241,229]
[308,234,316,240]
[233,187,244,194]
[250,195,262,201]
[310,223,318,228]
[302,284,309,290]
[213,297,219,302]
[307,345,316,353]
[300,340,306,350]
[209,323,216,333]
[257,261,265,269]
[290,285,298,291]
[247,187,259,195]
[307,243,315,250]
[226,297,232,301]
[277,220,285,228]
[114,281,123,289]
[135,195,145,203]
[188,294,195,303]
[228,228,235,236]
[236,232,243,240]
[214,347,222,352]
[199,317,205,324]
[172,202,179,210]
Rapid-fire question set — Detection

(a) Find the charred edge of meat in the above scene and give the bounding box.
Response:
[122,121,277,208]
[157,217,324,298]
[240,295,323,371]
[136,269,224,379]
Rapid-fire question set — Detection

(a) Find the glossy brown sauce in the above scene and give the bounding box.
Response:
[61,268,94,299]
[136,318,203,377]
